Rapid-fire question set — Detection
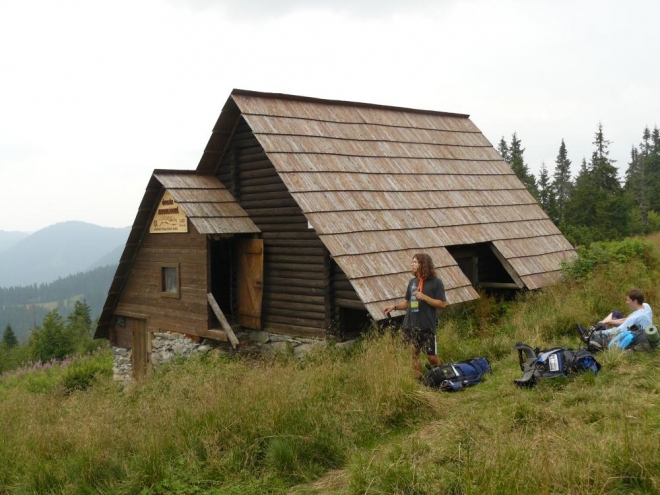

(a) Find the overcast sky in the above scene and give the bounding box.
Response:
[1,0,658,233]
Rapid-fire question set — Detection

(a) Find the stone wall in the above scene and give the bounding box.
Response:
[112,329,355,385]
[112,346,133,386]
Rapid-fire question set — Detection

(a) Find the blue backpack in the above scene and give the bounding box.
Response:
[422,357,492,391]
[514,343,601,387]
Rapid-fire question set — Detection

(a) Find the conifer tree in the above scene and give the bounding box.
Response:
[508,133,539,198]
[652,126,660,155]
[625,144,647,226]
[497,137,510,163]
[552,139,572,225]
[2,324,18,348]
[645,126,660,211]
[29,309,75,362]
[537,161,557,221]
[589,122,619,192]
[565,123,631,240]
[565,158,592,228]
[67,300,92,339]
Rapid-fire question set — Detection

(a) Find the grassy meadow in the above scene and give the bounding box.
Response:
[1,236,660,494]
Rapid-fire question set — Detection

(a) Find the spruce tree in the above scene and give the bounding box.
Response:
[564,123,634,241]
[497,137,510,163]
[552,139,572,225]
[646,126,660,211]
[29,309,75,362]
[537,161,557,222]
[589,122,619,192]
[565,158,592,228]
[508,133,539,198]
[652,126,660,155]
[625,144,647,227]
[2,324,18,348]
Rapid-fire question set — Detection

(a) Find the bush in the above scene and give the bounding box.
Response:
[561,238,658,280]
[61,353,112,394]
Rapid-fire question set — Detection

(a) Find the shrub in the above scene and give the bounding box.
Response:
[561,238,658,280]
[61,353,112,394]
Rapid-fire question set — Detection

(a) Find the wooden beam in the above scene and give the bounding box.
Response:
[335,298,367,310]
[207,293,239,348]
[479,282,520,289]
[488,244,525,288]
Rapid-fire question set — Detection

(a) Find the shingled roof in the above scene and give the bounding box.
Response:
[197,90,576,320]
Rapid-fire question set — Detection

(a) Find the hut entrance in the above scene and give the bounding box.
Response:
[209,237,264,330]
[445,242,523,291]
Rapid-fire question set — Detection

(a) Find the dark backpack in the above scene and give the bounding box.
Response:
[583,323,653,353]
[514,343,601,388]
[423,357,492,391]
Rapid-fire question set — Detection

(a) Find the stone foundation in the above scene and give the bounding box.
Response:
[112,346,133,386]
[112,329,356,385]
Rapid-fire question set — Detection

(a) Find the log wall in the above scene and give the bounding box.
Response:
[217,118,366,337]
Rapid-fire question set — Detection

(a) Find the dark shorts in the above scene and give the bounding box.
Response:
[403,327,437,355]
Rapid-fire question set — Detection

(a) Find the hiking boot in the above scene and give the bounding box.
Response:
[577,323,590,343]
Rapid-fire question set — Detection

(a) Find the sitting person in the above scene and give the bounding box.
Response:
[581,288,653,349]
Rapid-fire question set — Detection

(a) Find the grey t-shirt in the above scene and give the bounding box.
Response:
[404,276,446,332]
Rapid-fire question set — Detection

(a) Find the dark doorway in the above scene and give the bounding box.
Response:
[210,239,236,324]
[445,242,521,291]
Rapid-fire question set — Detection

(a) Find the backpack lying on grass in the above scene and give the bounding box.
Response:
[514,343,601,388]
[578,323,660,353]
[422,357,492,391]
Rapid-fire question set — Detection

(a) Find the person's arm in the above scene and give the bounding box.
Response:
[414,290,447,309]
[601,313,626,327]
[383,300,409,314]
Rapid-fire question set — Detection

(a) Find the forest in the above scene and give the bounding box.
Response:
[0,264,116,342]
[500,123,660,245]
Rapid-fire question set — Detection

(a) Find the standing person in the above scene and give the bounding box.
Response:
[383,253,447,379]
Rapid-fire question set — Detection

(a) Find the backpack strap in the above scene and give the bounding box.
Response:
[514,343,539,387]
[514,342,538,372]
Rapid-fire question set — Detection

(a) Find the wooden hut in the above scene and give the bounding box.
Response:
[95,89,575,375]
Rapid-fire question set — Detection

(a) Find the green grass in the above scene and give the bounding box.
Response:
[1,236,660,494]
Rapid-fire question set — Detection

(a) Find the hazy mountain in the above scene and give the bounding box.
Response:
[0,230,29,254]
[0,221,130,288]
[87,243,126,271]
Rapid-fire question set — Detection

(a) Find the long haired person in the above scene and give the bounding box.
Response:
[383,253,447,379]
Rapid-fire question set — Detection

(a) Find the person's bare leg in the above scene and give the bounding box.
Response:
[427,354,442,368]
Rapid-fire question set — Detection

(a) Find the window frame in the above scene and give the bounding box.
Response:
[161,264,180,298]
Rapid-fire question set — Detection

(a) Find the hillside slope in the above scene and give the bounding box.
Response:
[0,230,29,254]
[0,221,129,287]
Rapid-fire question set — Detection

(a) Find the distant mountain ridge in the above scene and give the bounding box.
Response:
[0,221,130,288]
[0,230,29,254]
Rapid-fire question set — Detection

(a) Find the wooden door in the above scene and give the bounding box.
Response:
[132,319,148,379]
[237,238,264,329]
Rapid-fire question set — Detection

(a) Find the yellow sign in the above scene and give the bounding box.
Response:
[150,190,188,233]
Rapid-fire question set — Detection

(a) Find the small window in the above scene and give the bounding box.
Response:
[161,265,179,297]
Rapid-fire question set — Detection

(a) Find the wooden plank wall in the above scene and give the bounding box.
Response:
[216,118,365,337]
[114,225,209,338]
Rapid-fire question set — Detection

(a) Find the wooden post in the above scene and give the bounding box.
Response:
[207,293,239,348]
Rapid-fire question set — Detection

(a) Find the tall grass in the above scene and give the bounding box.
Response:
[1,237,660,494]
[0,334,432,494]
